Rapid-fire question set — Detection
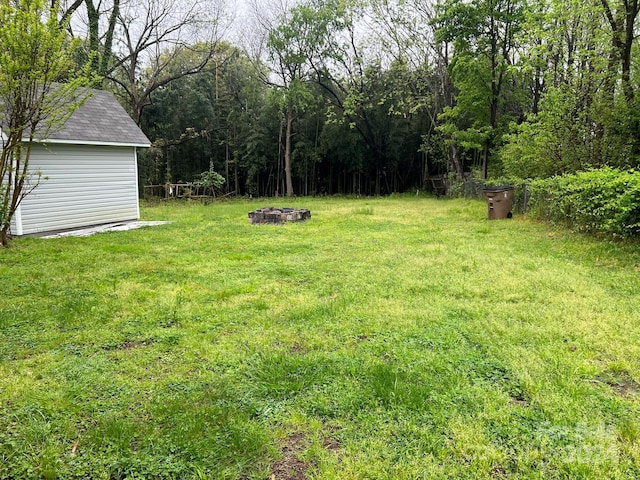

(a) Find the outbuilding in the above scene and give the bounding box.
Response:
[7,89,150,236]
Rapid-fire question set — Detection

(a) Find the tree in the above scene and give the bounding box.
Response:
[109,0,227,124]
[139,45,228,185]
[600,0,640,103]
[0,0,91,247]
[85,0,120,78]
[62,0,227,123]
[434,0,526,179]
[57,0,121,78]
[138,43,275,195]
[266,3,323,197]
[501,0,640,177]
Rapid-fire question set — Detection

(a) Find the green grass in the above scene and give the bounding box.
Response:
[1,196,640,479]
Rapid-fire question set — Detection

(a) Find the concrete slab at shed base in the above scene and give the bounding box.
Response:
[40,221,171,238]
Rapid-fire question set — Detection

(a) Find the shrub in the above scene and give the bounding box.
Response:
[194,162,225,191]
[528,168,640,238]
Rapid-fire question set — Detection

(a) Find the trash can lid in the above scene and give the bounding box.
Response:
[482,185,514,192]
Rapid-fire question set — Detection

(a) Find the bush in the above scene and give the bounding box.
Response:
[194,163,225,191]
[528,168,640,238]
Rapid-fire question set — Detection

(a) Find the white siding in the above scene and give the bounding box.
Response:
[14,143,139,235]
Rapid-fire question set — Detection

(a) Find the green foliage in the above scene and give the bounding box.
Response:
[434,0,527,177]
[139,44,275,193]
[529,168,640,237]
[266,0,351,196]
[501,88,640,179]
[193,162,225,190]
[502,0,640,178]
[128,0,640,198]
[0,0,93,246]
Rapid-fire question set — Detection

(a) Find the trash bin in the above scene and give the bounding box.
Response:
[483,186,514,219]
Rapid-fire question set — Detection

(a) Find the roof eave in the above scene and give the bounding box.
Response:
[30,137,151,148]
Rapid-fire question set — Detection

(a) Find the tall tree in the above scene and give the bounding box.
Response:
[266,2,323,196]
[57,0,120,78]
[435,0,525,178]
[501,0,640,177]
[62,0,227,123]
[600,0,640,103]
[110,0,226,123]
[139,44,276,195]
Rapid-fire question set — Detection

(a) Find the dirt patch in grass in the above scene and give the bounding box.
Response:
[269,429,341,480]
[288,343,306,354]
[322,435,341,452]
[598,370,640,397]
[490,464,508,478]
[119,340,148,350]
[510,393,529,408]
[270,432,309,480]
[101,339,153,351]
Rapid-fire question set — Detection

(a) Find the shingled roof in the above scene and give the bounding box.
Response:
[40,89,150,147]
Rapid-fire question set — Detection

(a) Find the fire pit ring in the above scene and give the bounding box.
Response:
[248,207,311,224]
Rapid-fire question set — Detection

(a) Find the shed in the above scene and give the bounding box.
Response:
[5,89,150,236]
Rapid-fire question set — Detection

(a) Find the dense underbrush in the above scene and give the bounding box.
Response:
[529,168,640,238]
[449,168,640,239]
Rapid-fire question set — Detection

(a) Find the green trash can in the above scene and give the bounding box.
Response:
[483,186,514,219]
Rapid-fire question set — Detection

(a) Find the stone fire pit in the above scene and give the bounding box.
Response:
[248,207,311,224]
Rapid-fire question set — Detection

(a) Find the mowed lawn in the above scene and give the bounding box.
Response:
[1,196,640,479]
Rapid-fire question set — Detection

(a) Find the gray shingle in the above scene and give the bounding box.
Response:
[46,89,150,146]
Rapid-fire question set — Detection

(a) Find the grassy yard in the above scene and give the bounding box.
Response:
[1,196,640,479]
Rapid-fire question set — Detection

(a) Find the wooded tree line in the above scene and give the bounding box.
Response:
[60,0,640,196]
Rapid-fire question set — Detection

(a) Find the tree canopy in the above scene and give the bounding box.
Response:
[10,0,640,199]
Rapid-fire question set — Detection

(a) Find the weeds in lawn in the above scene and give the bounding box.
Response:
[352,206,374,216]
[1,196,639,478]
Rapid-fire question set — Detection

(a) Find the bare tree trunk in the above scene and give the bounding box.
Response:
[234,156,239,195]
[600,0,639,104]
[225,142,230,194]
[449,142,463,180]
[481,141,490,180]
[0,228,9,247]
[284,102,294,197]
